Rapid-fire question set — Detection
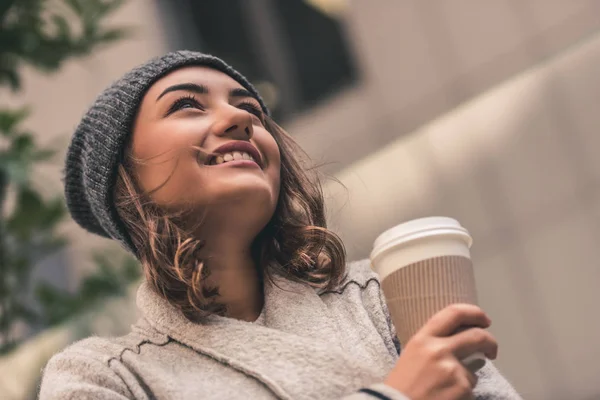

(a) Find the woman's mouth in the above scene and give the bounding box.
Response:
[202,141,264,168]
[209,151,258,166]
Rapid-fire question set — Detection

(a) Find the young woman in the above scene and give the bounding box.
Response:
[39,51,521,400]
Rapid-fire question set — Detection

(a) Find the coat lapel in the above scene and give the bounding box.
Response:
[136,277,383,399]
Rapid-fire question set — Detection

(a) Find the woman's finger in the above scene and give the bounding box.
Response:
[447,327,498,360]
[420,304,491,337]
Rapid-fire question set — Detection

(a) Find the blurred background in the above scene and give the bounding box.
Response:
[1,0,599,399]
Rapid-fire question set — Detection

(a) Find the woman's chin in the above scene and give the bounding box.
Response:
[206,168,278,196]
[199,190,277,236]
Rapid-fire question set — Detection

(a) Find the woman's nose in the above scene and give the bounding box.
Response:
[213,105,254,140]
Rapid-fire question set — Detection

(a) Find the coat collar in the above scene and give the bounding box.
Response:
[136,275,385,399]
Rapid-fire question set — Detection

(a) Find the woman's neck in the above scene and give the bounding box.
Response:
[202,244,264,322]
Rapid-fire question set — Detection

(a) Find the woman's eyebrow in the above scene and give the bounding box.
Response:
[156,83,209,101]
[229,87,254,99]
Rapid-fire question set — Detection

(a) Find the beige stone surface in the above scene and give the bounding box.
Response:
[323,30,600,398]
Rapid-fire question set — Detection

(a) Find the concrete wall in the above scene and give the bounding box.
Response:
[291,0,600,175]
[321,33,600,399]
[286,2,600,399]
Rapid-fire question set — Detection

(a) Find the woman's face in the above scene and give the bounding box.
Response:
[130,66,281,237]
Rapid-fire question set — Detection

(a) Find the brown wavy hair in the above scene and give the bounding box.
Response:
[114,117,346,319]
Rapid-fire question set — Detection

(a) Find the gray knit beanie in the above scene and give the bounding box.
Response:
[64,51,269,254]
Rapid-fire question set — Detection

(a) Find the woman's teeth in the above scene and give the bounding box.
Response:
[211,151,255,165]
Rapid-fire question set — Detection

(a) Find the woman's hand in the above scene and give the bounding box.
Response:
[384,304,498,400]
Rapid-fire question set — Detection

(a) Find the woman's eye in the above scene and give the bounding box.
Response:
[238,102,264,124]
[166,96,203,116]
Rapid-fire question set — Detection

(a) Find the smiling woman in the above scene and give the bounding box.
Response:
[39,51,522,400]
[111,63,341,320]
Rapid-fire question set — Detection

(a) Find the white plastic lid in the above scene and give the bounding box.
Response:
[371,217,472,261]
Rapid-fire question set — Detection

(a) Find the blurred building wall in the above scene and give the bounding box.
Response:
[321,33,600,400]
[289,3,600,399]
[9,1,600,400]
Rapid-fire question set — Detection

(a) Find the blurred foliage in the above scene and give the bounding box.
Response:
[36,253,140,326]
[0,0,133,90]
[0,0,139,355]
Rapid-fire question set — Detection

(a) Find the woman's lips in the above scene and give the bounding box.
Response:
[210,150,258,165]
[206,140,263,168]
[209,158,261,169]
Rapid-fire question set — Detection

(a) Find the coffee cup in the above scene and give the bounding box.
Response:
[370,217,485,372]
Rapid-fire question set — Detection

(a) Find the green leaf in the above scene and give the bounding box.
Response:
[121,256,141,282]
[12,302,39,324]
[0,342,19,356]
[6,187,45,238]
[91,253,109,269]
[39,197,67,230]
[11,256,30,281]
[96,0,127,17]
[10,133,35,154]
[51,15,71,40]
[0,66,21,91]
[2,158,30,186]
[64,0,85,16]
[80,273,120,299]
[0,0,19,22]
[0,108,29,136]
[6,193,67,236]
[35,282,79,325]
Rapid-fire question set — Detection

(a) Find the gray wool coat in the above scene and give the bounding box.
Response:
[39,260,522,399]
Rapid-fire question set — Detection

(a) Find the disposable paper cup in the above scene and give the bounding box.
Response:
[370,217,485,372]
